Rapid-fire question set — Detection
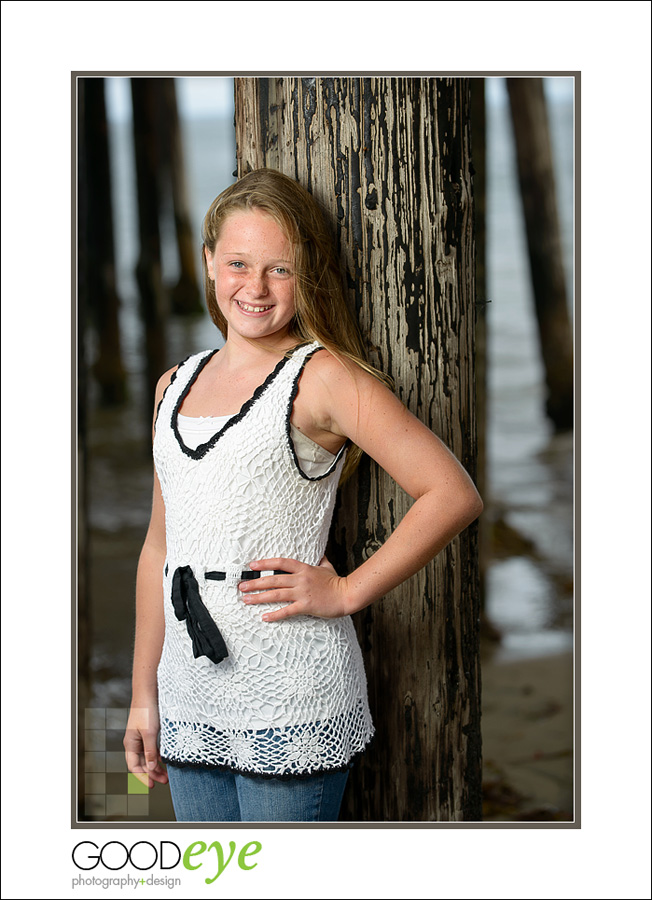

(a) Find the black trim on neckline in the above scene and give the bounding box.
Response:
[285,346,349,482]
[154,354,193,433]
[172,343,315,461]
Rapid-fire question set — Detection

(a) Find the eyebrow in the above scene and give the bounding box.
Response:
[218,252,292,264]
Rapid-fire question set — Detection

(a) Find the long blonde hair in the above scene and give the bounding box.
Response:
[201,169,391,479]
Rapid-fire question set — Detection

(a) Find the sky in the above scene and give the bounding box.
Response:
[105,75,235,122]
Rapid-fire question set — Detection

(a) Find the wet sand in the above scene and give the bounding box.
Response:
[481,649,574,821]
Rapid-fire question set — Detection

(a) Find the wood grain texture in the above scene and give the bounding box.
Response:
[235,77,480,821]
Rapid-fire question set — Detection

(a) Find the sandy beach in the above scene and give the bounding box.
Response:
[481,649,574,822]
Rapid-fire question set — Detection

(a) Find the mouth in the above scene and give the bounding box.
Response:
[235,300,274,314]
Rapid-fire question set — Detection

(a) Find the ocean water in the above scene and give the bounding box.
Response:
[93,77,574,677]
[485,81,574,661]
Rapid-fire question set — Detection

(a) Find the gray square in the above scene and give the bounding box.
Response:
[106,708,128,730]
[85,730,106,751]
[127,795,149,817]
[85,773,106,794]
[85,751,106,773]
[106,751,127,773]
[85,795,106,816]
[85,708,106,730]
[106,730,126,751]
[106,794,128,816]
[106,773,126,794]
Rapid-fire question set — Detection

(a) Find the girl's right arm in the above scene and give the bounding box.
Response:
[123,371,176,788]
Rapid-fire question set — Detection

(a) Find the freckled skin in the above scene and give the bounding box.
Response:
[204,210,297,347]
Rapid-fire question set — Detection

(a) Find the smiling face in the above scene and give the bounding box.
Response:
[204,209,297,347]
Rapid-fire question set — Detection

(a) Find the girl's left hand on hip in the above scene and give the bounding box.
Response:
[239,556,349,621]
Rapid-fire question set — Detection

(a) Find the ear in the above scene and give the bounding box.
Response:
[204,246,215,280]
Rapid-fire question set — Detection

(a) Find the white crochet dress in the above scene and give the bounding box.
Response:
[154,340,374,777]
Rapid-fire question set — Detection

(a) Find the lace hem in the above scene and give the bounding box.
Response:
[160,708,374,779]
[161,743,371,781]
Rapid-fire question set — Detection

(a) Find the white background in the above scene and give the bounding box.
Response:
[2,2,650,898]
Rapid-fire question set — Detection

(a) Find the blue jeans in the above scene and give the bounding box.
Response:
[167,764,349,822]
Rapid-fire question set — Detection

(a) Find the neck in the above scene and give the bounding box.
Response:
[220,330,300,368]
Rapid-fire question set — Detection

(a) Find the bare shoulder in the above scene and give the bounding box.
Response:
[305,347,385,395]
[302,347,480,504]
[300,347,401,439]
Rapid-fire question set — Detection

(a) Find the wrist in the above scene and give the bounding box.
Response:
[130,687,159,707]
[342,573,378,616]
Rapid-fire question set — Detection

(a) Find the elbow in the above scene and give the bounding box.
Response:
[461,486,483,528]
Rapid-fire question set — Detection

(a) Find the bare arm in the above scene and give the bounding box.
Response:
[327,362,483,611]
[240,354,483,619]
[123,370,175,786]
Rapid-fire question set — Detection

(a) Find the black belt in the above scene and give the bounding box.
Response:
[170,566,289,665]
[205,569,289,582]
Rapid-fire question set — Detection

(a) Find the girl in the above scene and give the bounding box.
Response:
[124,169,482,822]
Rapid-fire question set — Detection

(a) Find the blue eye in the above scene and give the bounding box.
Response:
[229,261,245,269]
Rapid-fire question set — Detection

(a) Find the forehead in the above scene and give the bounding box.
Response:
[218,209,291,246]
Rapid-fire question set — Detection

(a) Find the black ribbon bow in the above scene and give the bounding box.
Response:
[171,566,229,664]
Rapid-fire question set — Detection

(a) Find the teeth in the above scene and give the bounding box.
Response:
[237,301,273,313]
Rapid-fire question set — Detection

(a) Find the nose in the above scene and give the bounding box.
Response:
[247,271,268,298]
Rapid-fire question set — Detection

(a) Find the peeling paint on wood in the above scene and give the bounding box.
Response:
[235,77,481,822]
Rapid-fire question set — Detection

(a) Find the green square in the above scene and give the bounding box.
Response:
[128,773,149,794]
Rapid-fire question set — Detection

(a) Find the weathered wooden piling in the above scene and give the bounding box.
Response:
[131,78,167,413]
[81,77,126,405]
[157,79,202,316]
[507,77,574,431]
[235,76,481,821]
